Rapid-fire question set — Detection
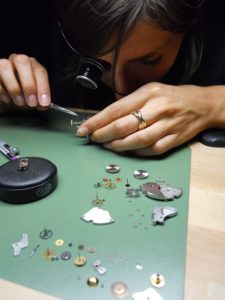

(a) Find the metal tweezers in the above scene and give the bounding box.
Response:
[50,103,79,117]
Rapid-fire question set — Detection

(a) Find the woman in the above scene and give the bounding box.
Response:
[0,0,225,156]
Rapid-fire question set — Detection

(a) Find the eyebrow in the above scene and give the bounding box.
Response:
[129,51,163,63]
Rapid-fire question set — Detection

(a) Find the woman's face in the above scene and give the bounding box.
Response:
[98,21,183,98]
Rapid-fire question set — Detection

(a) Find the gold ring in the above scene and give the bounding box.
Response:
[131,110,147,130]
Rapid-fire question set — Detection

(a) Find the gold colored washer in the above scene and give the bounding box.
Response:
[55,239,64,246]
[104,181,116,190]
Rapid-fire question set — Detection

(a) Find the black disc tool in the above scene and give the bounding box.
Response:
[0,157,58,204]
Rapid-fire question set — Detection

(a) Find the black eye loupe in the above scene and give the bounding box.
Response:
[76,58,105,90]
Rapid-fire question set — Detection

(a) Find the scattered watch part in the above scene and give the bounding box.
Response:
[51,256,59,261]
[150,274,166,288]
[11,233,28,256]
[60,251,72,261]
[133,169,149,179]
[92,192,105,207]
[87,276,99,287]
[125,179,130,187]
[42,248,56,260]
[78,244,85,250]
[81,207,114,225]
[88,247,96,253]
[55,239,64,246]
[132,287,163,300]
[126,188,140,198]
[105,164,120,173]
[115,177,123,182]
[159,182,183,199]
[140,182,182,200]
[152,206,178,225]
[93,259,107,275]
[140,182,164,200]
[30,243,40,257]
[104,180,116,190]
[135,263,143,270]
[74,256,87,266]
[94,182,103,188]
[103,177,110,182]
[111,282,128,298]
[39,228,53,239]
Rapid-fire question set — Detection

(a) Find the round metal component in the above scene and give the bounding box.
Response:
[94,182,103,188]
[115,177,123,182]
[150,274,166,288]
[87,247,96,253]
[74,256,87,266]
[133,169,149,179]
[92,198,105,207]
[60,251,72,261]
[42,248,56,260]
[87,276,99,287]
[55,239,64,246]
[111,282,128,298]
[105,164,120,174]
[78,244,85,250]
[39,228,53,239]
[103,177,110,182]
[104,181,116,190]
[136,263,143,270]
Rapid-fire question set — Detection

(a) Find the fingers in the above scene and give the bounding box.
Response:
[76,83,157,136]
[103,119,176,152]
[30,57,51,106]
[0,54,51,108]
[0,58,25,106]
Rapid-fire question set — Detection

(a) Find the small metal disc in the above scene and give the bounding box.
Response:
[87,247,96,253]
[87,276,99,287]
[150,273,166,288]
[105,164,120,174]
[103,177,110,182]
[55,239,64,246]
[74,256,87,266]
[39,228,53,239]
[60,251,72,261]
[111,282,128,298]
[133,169,149,179]
[94,182,103,188]
[92,198,105,206]
[42,248,56,260]
[115,177,123,182]
[78,244,85,250]
[104,181,116,190]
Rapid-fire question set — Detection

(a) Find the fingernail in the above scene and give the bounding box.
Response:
[40,93,50,106]
[16,95,25,106]
[76,126,89,136]
[28,94,37,107]
[103,143,111,149]
[1,93,11,103]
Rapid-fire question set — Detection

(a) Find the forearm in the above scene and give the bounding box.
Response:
[204,85,225,128]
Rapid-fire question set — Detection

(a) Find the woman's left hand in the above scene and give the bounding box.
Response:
[77,82,222,156]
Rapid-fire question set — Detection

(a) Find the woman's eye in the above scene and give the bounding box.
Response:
[139,56,162,66]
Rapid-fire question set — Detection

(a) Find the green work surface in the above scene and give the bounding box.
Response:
[0,111,191,300]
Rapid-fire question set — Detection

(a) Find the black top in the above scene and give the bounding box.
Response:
[1,0,225,110]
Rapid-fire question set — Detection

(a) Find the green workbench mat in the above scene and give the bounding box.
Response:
[0,111,191,300]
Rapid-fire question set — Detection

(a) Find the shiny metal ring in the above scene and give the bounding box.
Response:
[131,110,147,130]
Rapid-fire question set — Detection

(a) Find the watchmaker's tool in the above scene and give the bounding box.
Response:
[50,103,79,117]
[0,139,58,204]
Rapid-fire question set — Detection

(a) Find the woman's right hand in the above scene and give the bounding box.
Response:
[0,54,51,110]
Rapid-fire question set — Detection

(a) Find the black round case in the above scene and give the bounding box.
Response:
[0,157,58,204]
